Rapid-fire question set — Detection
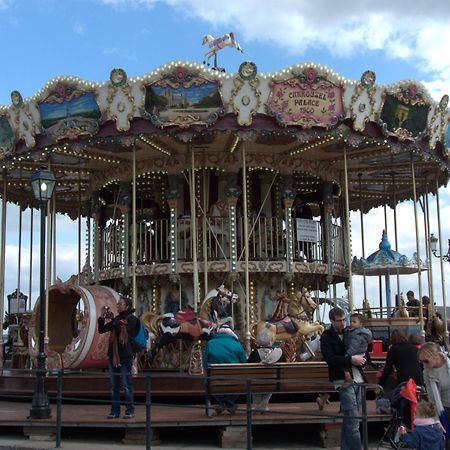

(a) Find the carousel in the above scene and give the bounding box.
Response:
[0,37,449,387]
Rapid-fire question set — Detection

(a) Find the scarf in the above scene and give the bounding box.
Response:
[110,318,129,367]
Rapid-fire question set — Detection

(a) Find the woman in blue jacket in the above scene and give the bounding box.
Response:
[204,323,246,414]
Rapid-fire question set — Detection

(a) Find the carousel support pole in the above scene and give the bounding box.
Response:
[28,207,34,309]
[424,188,435,317]
[132,145,137,308]
[241,143,251,352]
[435,179,448,347]
[17,206,22,310]
[392,176,401,308]
[52,195,56,284]
[167,195,179,283]
[93,213,100,283]
[77,176,81,283]
[45,191,52,343]
[86,202,92,272]
[77,203,81,283]
[343,149,353,312]
[411,158,424,340]
[190,145,199,311]
[358,175,367,305]
[0,174,7,367]
[228,194,240,276]
[202,171,209,297]
[385,274,392,317]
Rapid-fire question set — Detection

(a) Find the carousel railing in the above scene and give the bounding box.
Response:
[100,221,124,269]
[99,216,346,269]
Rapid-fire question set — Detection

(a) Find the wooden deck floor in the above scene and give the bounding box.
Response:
[0,399,390,429]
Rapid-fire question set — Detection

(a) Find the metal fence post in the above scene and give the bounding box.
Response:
[246,378,252,450]
[146,374,152,450]
[361,383,368,450]
[55,370,62,448]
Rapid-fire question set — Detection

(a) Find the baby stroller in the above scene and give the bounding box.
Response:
[378,379,423,449]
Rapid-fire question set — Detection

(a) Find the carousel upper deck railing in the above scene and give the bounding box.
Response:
[99,216,345,271]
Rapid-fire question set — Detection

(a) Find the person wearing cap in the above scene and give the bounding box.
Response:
[203,322,246,414]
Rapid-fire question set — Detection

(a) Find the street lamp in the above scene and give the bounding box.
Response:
[430,233,450,262]
[29,168,56,419]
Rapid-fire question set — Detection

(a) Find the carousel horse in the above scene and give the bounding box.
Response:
[143,286,237,363]
[427,314,446,345]
[202,32,243,67]
[253,288,324,346]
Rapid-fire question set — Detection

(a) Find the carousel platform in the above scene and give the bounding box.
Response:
[0,398,390,447]
[0,369,206,398]
[0,366,382,399]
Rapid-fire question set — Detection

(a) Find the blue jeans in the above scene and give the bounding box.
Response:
[109,357,134,415]
[339,384,362,450]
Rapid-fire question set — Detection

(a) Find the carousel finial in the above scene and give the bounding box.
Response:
[202,32,244,71]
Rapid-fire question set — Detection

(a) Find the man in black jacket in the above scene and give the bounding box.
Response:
[320,307,366,450]
[98,296,139,419]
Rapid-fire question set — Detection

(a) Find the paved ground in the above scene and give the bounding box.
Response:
[0,424,393,449]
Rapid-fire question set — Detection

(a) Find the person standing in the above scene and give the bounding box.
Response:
[418,342,450,449]
[378,329,423,391]
[406,290,420,317]
[320,307,366,450]
[98,296,139,419]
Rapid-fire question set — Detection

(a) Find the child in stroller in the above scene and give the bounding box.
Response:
[398,400,445,450]
[378,379,424,449]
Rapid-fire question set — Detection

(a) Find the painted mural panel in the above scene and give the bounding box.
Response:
[268,68,344,128]
[0,116,15,156]
[38,83,101,140]
[143,66,224,128]
[379,83,430,141]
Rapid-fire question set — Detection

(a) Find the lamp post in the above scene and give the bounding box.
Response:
[430,233,450,262]
[29,168,56,419]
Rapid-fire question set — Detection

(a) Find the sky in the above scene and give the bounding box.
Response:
[1,0,450,315]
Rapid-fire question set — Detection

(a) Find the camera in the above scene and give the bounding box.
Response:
[102,306,113,319]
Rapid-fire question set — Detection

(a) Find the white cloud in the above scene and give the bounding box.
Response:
[103,0,450,98]
[73,22,85,36]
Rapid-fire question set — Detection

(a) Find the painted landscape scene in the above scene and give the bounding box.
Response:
[39,92,101,129]
[145,81,223,122]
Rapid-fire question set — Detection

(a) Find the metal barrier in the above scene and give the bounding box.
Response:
[0,367,380,450]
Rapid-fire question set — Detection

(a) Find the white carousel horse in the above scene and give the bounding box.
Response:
[202,32,243,67]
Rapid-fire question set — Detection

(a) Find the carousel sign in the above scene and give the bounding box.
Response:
[268,68,344,128]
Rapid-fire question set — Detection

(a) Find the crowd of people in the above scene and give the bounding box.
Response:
[97,292,450,450]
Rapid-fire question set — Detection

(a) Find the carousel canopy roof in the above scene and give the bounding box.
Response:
[352,230,425,276]
[0,61,448,218]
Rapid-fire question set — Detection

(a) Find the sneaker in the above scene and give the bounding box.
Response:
[107,413,120,419]
[123,412,135,419]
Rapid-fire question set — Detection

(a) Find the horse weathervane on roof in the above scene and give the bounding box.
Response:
[202,32,243,71]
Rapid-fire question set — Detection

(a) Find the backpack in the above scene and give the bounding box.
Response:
[130,318,149,352]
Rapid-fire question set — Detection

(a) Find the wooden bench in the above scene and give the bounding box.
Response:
[205,361,381,417]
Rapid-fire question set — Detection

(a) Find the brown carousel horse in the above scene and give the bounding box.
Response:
[253,287,324,350]
[142,286,237,364]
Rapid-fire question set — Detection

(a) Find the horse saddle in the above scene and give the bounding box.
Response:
[275,316,298,335]
[175,308,197,323]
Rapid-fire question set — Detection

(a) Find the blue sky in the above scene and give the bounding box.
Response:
[1,0,450,312]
